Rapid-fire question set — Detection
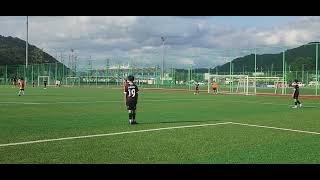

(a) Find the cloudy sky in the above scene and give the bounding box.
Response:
[1,16,320,69]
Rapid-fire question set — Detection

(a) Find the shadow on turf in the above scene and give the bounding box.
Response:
[139,119,225,125]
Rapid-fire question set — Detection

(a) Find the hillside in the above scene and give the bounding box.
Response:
[212,43,319,73]
[0,35,60,66]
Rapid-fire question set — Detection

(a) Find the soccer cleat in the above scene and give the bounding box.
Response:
[299,104,302,107]
[132,121,138,125]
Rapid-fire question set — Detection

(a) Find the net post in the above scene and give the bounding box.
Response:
[282,50,285,95]
[246,75,249,95]
[316,43,318,96]
[208,68,210,93]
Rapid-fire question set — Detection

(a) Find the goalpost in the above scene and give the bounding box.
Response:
[207,74,249,95]
[206,74,284,95]
[274,79,287,94]
[38,76,50,87]
[247,77,283,94]
[0,78,5,85]
[65,77,80,87]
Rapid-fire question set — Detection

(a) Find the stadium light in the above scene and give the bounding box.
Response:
[302,64,306,83]
[161,36,166,85]
[26,16,28,69]
[316,43,319,96]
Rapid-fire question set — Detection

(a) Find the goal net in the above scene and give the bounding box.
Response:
[65,77,80,87]
[247,77,284,94]
[38,76,50,87]
[274,79,287,94]
[0,78,5,85]
[206,74,249,95]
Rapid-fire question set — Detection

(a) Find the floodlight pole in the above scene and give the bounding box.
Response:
[208,68,210,93]
[161,37,166,85]
[302,64,305,84]
[229,61,232,93]
[25,16,29,84]
[282,50,285,95]
[254,48,257,94]
[26,16,28,69]
[304,42,320,96]
[316,43,318,96]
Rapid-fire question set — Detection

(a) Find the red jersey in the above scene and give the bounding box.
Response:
[19,80,25,89]
[212,82,218,88]
[123,80,128,93]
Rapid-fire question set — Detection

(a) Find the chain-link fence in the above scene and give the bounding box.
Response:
[1,44,319,96]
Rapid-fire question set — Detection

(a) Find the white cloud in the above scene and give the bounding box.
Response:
[1,16,320,68]
[177,58,194,65]
[264,34,280,45]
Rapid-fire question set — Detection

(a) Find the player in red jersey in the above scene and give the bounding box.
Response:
[18,77,25,96]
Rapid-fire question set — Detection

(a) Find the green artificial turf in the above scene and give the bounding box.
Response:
[0,85,320,163]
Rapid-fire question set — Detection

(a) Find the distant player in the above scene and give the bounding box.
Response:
[12,76,17,87]
[55,80,61,87]
[124,75,139,125]
[194,82,200,95]
[292,79,302,108]
[123,78,128,91]
[18,77,25,96]
[212,81,218,94]
[123,78,128,103]
[32,81,35,87]
[44,80,47,89]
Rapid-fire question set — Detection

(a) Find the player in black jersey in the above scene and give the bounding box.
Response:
[12,76,17,87]
[44,80,47,89]
[124,75,139,125]
[292,79,302,108]
[194,82,200,95]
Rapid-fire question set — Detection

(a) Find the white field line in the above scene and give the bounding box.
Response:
[0,122,232,147]
[0,98,319,108]
[0,99,203,105]
[229,122,320,135]
[1,121,320,148]
[0,99,222,106]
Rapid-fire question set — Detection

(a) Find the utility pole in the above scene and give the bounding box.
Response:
[161,36,166,85]
[26,16,28,69]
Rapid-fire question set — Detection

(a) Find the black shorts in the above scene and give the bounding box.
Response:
[212,88,217,91]
[20,89,24,91]
[196,88,199,90]
[126,100,137,110]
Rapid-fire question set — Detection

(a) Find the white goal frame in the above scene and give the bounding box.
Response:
[38,76,50,87]
[247,76,283,94]
[66,77,80,86]
[0,78,5,84]
[207,74,249,95]
[207,75,284,95]
[274,79,287,94]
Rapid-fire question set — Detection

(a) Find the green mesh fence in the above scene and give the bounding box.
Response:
[1,44,319,96]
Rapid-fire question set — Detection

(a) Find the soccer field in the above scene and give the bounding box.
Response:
[1,86,320,163]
